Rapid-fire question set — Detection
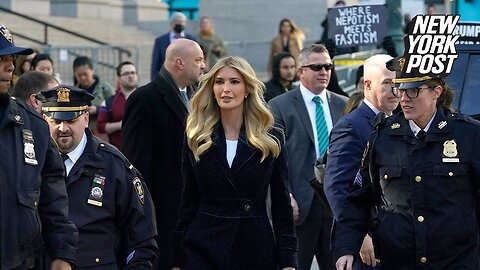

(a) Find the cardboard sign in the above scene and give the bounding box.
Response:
[328,5,388,48]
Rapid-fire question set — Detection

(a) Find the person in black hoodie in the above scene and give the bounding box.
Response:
[264,52,297,102]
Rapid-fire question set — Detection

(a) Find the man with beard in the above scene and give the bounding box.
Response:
[97,61,137,150]
[0,24,77,270]
[151,12,196,81]
[264,52,297,102]
[41,85,158,269]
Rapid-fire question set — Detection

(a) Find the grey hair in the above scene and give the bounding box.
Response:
[170,12,187,24]
[298,44,329,66]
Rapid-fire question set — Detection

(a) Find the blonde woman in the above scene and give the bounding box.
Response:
[171,56,297,270]
[268,18,305,76]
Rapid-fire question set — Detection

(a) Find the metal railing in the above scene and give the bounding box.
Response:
[0,6,131,62]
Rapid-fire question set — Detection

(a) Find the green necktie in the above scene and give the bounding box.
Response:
[312,96,329,156]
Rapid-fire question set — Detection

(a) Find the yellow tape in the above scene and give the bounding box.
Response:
[334,59,366,65]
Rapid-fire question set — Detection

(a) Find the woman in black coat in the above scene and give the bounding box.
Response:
[335,75,480,269]
[171,56,297,270]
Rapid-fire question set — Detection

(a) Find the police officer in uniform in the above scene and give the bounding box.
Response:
[334,58,480,269]
[40,85,158,269]
[0,25,77,269]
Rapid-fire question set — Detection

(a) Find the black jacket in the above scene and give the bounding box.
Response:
[172,125,297,269]
[335,108,480,269]
[66,129,158,269]
[0,95,77,269]
[122,67,192,270]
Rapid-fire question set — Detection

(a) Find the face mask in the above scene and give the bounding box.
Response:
[173,24,184,34]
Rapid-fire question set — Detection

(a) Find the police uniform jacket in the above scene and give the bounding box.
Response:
[334,108,480,269]
[0,96,77,269]
[65,129,158,269]
[171,125,297,269]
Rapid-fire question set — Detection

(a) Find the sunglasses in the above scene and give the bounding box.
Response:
[302,63,333,71]
[391,86,431,99]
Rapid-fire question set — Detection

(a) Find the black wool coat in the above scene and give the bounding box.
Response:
[122,67,192,270]
[171,125,297,269]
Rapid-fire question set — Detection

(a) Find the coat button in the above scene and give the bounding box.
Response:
[448,172,453,176]
[95,258,100,263]
[420,257,427,263]
[244,204,252,212]
[383,174,388,180]
[417,216,425,222]
[415,176,422,182]
[34,201,38,207]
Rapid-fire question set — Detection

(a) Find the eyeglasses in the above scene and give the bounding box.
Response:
[302,63,333,71]
[120,71,137,76]
[391,86,431,99]
[0,55,15,62]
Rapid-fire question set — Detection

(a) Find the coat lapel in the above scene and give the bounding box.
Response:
[326,90,344,125]
[358,102,376,127]
[155,67,189,124]
[230,131,257,177]
[292,89,315,146]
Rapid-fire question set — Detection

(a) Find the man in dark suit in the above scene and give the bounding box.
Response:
[122,38,205,270]
[150,12,196,81]
[324,54,398,269]
[269,43,348,270]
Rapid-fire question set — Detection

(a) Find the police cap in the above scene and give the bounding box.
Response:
[0,25,34,56]
[41,85,94,121]
[386,56,432,90]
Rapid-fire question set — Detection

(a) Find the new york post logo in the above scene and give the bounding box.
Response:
[403,15,460,78]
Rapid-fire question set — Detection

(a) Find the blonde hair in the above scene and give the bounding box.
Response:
[187,56,281,162]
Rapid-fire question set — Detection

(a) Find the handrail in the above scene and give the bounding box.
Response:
[0,6,131,57]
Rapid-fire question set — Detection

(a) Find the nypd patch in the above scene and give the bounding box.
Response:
[132,177,145,204]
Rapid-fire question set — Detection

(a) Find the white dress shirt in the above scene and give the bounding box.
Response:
[63,131,87,176]
[300,84,334,158]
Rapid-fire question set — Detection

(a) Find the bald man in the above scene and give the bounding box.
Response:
[122,39,205,270]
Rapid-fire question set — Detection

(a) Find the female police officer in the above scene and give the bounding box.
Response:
[334,66,480,269]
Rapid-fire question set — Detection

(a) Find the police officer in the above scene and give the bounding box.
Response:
[0,25,77,269]
[40,85,158,269]
[334,58,480,269]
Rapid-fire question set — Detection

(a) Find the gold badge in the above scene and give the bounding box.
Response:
[399,57,405,72]
[438,121,447,129]
[87,175,106,207]
[391,123,400,129]
[0,25,13,43]
[56,87,70,102]
[442,139,459,162]
[133,177,145,204]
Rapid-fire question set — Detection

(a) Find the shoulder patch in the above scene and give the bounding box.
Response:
[132,177,145,204]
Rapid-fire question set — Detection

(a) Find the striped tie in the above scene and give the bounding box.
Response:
[312,96,329,156]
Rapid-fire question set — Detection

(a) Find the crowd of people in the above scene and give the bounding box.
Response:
[1,2,480,270]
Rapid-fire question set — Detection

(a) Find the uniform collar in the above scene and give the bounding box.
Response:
[387,108,453,141]
[64,131,87,165]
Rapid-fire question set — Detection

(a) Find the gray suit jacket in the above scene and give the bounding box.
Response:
[269,87,348,224]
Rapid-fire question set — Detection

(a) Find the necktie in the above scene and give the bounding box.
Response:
[312,96,329,156]
[61,153,69,162]
[416,129,426,139]
[180,91,189,105]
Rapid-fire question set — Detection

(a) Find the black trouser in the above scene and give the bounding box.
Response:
[296,196,334,270]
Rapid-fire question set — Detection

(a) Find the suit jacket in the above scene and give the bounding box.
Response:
[171,125,297,269]
[268,87,347,224]
[122,67,192,270]
[150,32,196,81]
[324,102,376,219]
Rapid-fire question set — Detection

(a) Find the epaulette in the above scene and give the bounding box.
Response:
[450,112,480,126]
[11,96,43,120]
[97,141,139,172]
